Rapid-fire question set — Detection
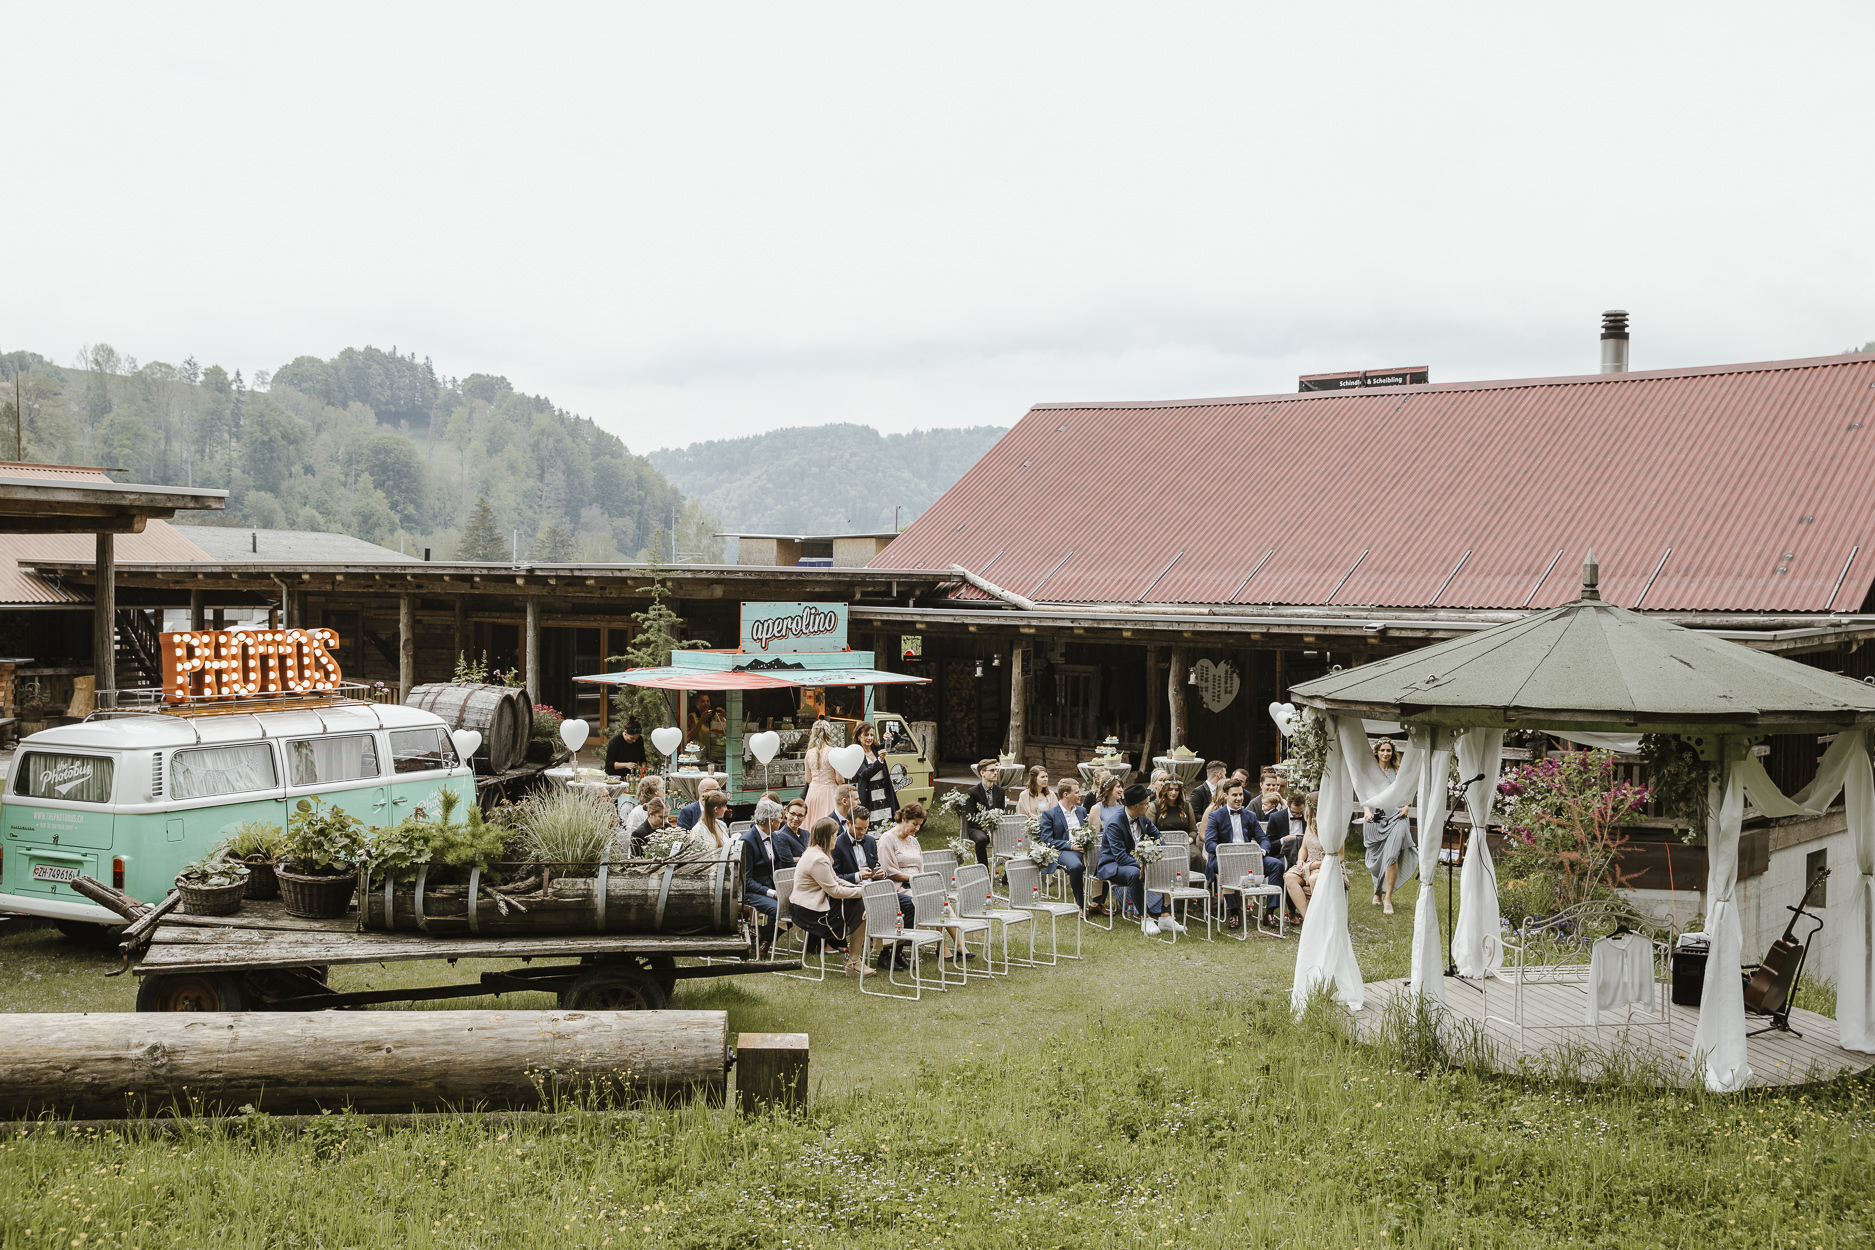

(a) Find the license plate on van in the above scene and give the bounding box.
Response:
[31,864,81,883]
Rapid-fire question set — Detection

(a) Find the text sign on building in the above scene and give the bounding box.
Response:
[161,628,344,702]
[740,602,848,653]
[1297,366,1430,393]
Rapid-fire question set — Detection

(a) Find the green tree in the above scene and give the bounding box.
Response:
[350,431,427,527]
[96,408,154,479]
[529,522,577,562]
[456,495,507,561]
[607,563,706,765]
[350,473,396,545]
[242,401,310,495]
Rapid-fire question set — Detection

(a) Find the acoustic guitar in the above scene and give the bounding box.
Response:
[1743,868,1830,1016]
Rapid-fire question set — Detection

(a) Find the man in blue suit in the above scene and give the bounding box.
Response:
[1035,778,1094,912]
[1096,783,1183,935]
[674,778,721,831]
[1204,779,1286,927]
[740,797,788,953]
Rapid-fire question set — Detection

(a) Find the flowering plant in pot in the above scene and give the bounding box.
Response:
[527,704,565,763]
[175,850,251,917]
[278,796,370,918]
[219,819,288,899]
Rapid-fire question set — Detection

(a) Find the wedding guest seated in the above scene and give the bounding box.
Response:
[1192,760,1228,818]
[832,804,883,884]
[834,784,859,836]
[675,777,722,830]
[1035,778,1094,914]
[622,775,665,844]
[741,797,788,951]
[959,759,1005,865]
[876,802,927,965]
[627,797,668,855]
[1283,796,1329,921]
[1095,783,1182,935]
[1203,779,1282,929]
[775,798,810,864]
[789,817,870,977]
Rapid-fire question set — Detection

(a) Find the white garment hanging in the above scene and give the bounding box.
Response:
[1408,728,1458,1004]
[1452,729,1506,978]
[1586,932,1653,1025]
[1691,754,1753,1091]
[1291,714,1366,1015]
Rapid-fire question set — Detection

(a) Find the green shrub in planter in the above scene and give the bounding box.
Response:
[283,796,369,876]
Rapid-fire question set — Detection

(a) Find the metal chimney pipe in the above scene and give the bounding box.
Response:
[1599,310,1630,373]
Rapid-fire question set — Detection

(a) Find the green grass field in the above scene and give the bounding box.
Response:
[2,819,1870,1248]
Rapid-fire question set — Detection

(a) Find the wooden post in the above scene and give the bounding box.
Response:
[1005,641,1026,763]
[524,594,541,701]
[1140,645,1161,766]
[453,596,467,671]
[1168,645,1188,755]
[189,589,206,630]
[398,594,415,703]
[736,1032,809,1113]
[93,532,115,694]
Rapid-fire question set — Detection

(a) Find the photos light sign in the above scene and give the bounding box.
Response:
[161,628,344,702]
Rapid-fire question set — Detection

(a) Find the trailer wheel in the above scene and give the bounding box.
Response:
[137,972,247,1012]
[55,920,125,948]
[582,953,677,999]
[558,968,667,1011]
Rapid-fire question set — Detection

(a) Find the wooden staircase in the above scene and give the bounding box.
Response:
[114,608,162,689]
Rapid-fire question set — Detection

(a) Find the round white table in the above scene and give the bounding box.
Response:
[1154,755,1206,786]
[994,761,1026,790]
[1077,759,1136,789]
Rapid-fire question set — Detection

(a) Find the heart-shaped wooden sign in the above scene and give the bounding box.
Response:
[1194,658,1241,713]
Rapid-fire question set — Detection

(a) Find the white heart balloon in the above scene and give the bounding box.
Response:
[829,743,865,779]
[450,729,483,762]
[1268,702,1288,732]
[650,726,684,756]
[749,730,782,764]
[559,718,590,752]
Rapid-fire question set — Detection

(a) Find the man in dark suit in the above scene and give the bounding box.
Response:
[1095,783,1182,935]
[1204,779,1284,928]
[740,797,788,953]
[1252,772,1293,894]
[831,805,883,885]
[958,759,1005,866]
[773,798,809,865]
[1035,778,1093,912]
[1190,760,1228,821]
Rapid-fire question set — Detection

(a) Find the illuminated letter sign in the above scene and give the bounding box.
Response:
[161,629,344,702]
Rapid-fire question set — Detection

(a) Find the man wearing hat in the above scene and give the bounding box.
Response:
[1095,783,1183,936]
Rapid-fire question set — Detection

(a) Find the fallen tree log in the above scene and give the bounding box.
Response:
[0,1010,729,1119]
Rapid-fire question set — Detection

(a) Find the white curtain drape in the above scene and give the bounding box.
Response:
[1408,729,1459,1001]
[1554,731,1644,754]
[171,744,278,798]
[1691,748,1752,1092]
[1338,718,1422,808]
[1453,729,1507,978]
[1735,727,1875,1055]
[1291,714,1367,1015]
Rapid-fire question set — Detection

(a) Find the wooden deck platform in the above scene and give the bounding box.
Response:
[1361,975,1870,1088]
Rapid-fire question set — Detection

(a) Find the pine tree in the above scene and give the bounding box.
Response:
[529,522,577,562]
[607,560,706,764]
[456,496,507,561]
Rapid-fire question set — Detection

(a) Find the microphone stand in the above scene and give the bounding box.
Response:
[1443,774,1488,993]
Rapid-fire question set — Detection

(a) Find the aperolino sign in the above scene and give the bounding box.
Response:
[160,628,344,702]
[739,601,849,653]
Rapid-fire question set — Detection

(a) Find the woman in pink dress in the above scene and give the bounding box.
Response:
[802,720,841,826]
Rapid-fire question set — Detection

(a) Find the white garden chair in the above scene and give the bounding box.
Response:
[990,816,1028,899]
[1144,849,1213,943]
[1214,843,1286,939]
[859,881,947,1001]
[954,863,1033,975]
[769,868,828,981]
[1005,855,1082,963]
[922,848,959,892]
[911,871,988,984]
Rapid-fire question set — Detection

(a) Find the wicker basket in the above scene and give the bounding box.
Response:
[243,859,280,900]
[277,867,357,918]
[176,876,247,917]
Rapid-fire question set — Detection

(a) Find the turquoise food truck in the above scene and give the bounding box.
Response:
[0,696,473,940]
[577,600,932,808]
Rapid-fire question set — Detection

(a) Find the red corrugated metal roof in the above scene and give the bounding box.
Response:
[0,467,211,603]
[873,353,1875,613]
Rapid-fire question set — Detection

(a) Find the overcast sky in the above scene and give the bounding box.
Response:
[6,3,1872,451]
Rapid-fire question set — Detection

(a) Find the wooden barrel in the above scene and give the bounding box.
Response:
[0,1009,730,1118]
[359,848,747,937]
[406,683,527,771]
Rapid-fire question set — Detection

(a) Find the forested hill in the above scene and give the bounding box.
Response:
[0,345,680,562]
[648,423,1007,536]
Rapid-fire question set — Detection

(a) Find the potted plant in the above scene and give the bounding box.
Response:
[526,704,565,764]
[18,681,49,737]
[278,796,369,918]
[221,819,288,900]
[175,851,251,917]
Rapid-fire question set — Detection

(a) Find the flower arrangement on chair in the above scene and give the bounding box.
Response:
[1133,835,1166,865]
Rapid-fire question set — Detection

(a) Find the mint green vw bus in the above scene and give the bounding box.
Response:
[0,701,473,940]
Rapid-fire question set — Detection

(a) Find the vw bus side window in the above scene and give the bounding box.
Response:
[15,752,115,804]
[389,727,458,774]
[170,743,279,799]
[286,735,381,786]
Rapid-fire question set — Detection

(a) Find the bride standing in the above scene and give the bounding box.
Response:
[803,720,841,826]
[1361,738,1416,915]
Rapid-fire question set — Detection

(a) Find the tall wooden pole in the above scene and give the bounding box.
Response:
[398,594,415,704]
[1167,644,1188,756]
[93,533,115,695]
[1140,645,1162,766]
[1005,641,1026,763]
[524,594,541,702]
[453,595,467,670]
[189,589,205,630]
